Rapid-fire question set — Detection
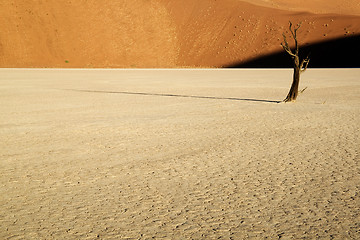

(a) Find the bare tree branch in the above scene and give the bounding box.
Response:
[281,33,296,57]
[281,43,296,57]
[289,22,296,41]
[300,59,310,72]
[288,22,302,55]
[300,53,310,72]
[299,86,308,93]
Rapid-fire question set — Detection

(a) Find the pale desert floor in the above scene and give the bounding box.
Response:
[0,69,359,239]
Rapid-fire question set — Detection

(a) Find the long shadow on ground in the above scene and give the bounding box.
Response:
[225,34,360,68]
[63,89,281,103]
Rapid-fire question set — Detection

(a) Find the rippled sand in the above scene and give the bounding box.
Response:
[1,69,359,239]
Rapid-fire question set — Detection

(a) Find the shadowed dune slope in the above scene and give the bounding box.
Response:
[1,0,359,67]
[226,34,360,68]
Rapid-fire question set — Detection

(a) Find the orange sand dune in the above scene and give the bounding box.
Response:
[0,0,359,67]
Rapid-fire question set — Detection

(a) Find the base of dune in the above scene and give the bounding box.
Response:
[1,69,359,239]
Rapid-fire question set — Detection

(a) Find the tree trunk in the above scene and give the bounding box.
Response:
[281,22,310,103]
[284,57,300,102]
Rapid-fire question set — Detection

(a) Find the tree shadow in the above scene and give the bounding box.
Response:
[64,89,281,103]
[225,34,360,68]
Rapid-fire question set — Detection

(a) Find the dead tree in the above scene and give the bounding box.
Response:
[281,22,310,102]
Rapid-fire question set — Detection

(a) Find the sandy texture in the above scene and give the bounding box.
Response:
[0,1,178,68]
[1,69,359,239]
[1,0,360,67]
[241,0,360,15]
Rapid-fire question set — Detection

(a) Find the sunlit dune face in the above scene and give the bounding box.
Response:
[0,0,359,67]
